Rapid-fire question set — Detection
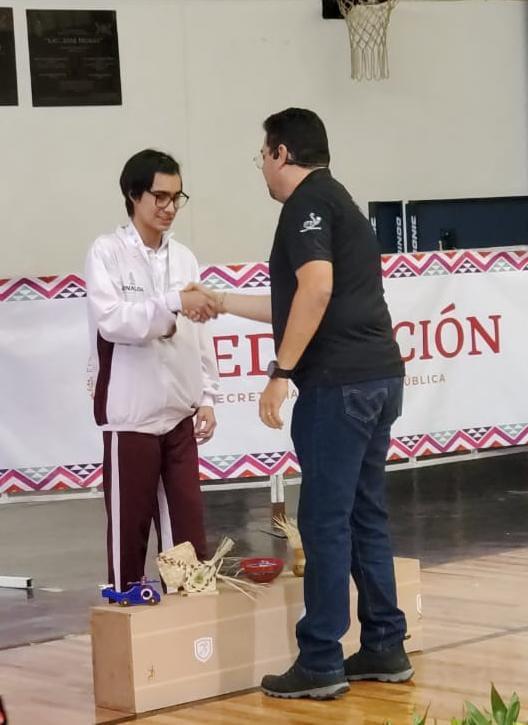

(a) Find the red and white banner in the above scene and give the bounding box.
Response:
[1,248,528,494]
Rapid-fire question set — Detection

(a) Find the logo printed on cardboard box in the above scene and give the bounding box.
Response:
[194,636,214,663]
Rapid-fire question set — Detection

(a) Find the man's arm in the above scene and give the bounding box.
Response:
[184,285,271,323]
[220,293,271,323]
[258,260,332,430]
[275,260,332,370]
[184,260,332,366]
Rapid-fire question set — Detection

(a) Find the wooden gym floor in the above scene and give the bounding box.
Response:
[1,548,527,724]
[1,452,527,723]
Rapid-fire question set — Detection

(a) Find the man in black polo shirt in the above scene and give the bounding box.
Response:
[187,108,412,700]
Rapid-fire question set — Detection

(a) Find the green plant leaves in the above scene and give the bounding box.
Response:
[505,691,520,725]
[464,701,492,725]
[491,684,507,725]
[413,705,430,725]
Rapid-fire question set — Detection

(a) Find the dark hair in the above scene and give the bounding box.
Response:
[119,149,181,216]
[263,108,330,167]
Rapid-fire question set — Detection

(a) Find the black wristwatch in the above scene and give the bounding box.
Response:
[267,360,293,380]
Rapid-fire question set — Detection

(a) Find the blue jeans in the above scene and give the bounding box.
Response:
[292,377,407,674]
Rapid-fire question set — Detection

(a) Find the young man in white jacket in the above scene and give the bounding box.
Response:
[85,149,219,592]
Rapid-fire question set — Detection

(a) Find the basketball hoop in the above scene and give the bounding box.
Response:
[337,0,397,81]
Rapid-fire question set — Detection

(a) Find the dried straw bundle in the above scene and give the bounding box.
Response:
[273,515,302,547]
[157,537,266,600]
[273,516,305,577]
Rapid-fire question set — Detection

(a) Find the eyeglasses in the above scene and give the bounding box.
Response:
[253,152,265,170]
[146,189,190,210]
[252,149,280,170]
[253,150,327,171]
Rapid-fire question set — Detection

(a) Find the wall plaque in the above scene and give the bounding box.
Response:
[0,7,18,106]
[27,9,122,107]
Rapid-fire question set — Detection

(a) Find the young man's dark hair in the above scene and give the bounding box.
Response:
[263,108,330,168]
[119,149,181,216]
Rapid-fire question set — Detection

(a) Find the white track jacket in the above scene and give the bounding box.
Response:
[85,223,219,435]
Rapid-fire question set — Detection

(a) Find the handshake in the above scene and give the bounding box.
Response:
[179,283,226,323]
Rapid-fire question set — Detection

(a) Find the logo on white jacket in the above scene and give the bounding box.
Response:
[122,272,144,293]
[300,213,322,233]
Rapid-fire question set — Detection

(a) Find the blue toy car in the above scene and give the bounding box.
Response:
[101,577,161,607]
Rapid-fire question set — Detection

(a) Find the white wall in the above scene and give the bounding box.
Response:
[1,0,527,276]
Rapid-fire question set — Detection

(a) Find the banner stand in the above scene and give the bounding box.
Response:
[270,474,286,521]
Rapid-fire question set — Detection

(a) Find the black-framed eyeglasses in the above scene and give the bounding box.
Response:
[146,189,190,210]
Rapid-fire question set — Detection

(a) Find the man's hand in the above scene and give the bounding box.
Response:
[180,288,218,323]
[259,379,288,429]
[194,406,217,444]
[183,283,224,320]
[182,285,273,324]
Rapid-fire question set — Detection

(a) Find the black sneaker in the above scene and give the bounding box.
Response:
[344,643,414,683]
[261,663,350,700]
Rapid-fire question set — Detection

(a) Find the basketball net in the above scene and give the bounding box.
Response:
[337,0,397,81]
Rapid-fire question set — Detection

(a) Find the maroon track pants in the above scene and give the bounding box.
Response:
[102,416,207,591]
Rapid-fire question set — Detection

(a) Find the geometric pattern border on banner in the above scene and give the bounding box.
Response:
[0,274,87,302]
[381,248,528,279]
[1,249,528,302]
[387,423,528,460]
[2,423,527,493]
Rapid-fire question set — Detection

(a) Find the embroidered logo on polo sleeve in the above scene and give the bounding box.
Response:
[300,213,323,233]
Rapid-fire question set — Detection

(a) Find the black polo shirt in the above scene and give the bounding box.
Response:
[269,168,404,388]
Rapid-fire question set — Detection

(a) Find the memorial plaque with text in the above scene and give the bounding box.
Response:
[27,9,122,107]
[0,7,18,106]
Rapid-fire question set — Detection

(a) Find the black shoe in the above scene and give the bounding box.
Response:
[261,663,350,700]
[344,643,414,683]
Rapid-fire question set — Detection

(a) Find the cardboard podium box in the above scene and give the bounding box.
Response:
[92,557,422,714]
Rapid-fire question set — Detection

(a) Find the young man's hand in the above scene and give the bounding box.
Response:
[194,406,217,444]
[180,288,219,322]
[259,379,288,429]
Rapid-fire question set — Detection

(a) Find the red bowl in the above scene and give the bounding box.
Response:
[240,557,284,583]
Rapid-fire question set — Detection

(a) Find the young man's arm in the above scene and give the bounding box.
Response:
[194,323,219,444]
[188,255,220,444]
[85,241,176,344]
[86,241,214,344]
